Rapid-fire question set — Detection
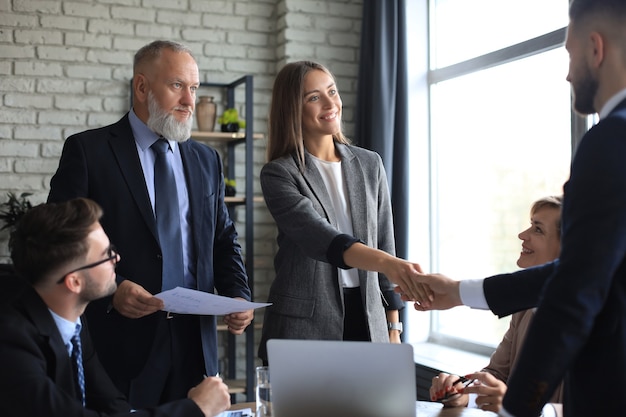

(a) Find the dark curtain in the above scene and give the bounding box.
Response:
[355,0,409,259]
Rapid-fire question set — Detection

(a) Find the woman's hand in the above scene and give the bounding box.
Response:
[379,257,433,304]
[429,372,469,408]
[402,272,463,311]
[463,371,507,413]
[341,243,434,304]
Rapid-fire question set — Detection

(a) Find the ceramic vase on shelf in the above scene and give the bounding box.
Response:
[196,96,217,132]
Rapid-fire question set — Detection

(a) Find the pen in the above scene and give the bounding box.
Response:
[439,376,474,402]
[451,375,473,389]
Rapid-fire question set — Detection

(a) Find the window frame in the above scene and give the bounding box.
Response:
[405,2,588,355]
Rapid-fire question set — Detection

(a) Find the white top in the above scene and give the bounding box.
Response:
[311,155,360,288]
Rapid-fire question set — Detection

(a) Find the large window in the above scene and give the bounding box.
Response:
[406,1,577,354]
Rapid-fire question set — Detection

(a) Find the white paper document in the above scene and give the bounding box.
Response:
[216,408,253,417]
[155,287,271,315]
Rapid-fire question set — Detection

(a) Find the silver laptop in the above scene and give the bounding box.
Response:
[266,339,416,417]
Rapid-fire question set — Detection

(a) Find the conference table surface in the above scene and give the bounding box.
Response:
[229,400,498,416]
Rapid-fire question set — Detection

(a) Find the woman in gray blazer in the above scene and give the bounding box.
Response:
[258,61,424,362]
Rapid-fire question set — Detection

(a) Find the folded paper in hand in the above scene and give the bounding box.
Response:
[216,408,253,417]
[155,287,271,315]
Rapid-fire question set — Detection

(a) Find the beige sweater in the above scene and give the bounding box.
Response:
[483,309,564,416]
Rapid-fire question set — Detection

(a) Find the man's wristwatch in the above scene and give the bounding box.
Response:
[387,322,403,334]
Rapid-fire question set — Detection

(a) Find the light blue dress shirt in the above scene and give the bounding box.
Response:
[128,109,196,288]
[49,309,81,356]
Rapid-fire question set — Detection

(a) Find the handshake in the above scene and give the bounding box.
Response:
[348,244,463,312]
[387,261,462,312]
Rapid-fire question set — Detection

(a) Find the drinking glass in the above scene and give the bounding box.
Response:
[255,366,272,417]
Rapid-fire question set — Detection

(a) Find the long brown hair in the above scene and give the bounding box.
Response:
[266,61,349,169]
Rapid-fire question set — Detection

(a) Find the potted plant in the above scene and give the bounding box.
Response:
[225,178,237,197]
[217,108,246,133]
[0,192,33,283]
[0,192,33,231]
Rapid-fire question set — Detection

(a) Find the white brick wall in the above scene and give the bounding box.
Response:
[0,0,363,394]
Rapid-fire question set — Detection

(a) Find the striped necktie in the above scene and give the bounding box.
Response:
[71,324,85,406]
[152,138,184,290]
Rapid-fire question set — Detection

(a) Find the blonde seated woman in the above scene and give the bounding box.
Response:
[430,196,564,417]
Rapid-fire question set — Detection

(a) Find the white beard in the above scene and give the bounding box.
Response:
[146,91,193,142]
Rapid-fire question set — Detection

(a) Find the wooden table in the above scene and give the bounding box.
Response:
[230,401,498,416]
[416,401,498,416]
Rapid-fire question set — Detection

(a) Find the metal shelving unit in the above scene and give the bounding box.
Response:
[191,75,258,401]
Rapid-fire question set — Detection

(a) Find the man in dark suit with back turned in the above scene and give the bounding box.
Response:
[0,197,231,417]
[47,40,254,408]
[408,1,626,416]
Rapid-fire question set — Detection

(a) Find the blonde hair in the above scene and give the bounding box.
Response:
[531,195,563,235]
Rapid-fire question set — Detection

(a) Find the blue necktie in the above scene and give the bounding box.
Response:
[152,138,184,291]
[71,325,85,406]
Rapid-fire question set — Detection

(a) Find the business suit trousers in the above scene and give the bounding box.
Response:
[117,313,205,408]
[343,287,370,341]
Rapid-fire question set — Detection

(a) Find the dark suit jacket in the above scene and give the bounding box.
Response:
[0,286,203,417]
[47,113,251,380]
[483,100,626,417]
[0,263,27,305]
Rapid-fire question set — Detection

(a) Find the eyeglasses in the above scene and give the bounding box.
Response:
[57,244,119,284]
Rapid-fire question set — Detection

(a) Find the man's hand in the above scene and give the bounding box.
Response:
[188,376,230,417]
[381,260,434,305]
[341,243,433,303]
[463,371,507,413]
[223,298,254,335]
[396,272,462,311]
[111,280,164,318]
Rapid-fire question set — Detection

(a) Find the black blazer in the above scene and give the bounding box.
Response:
[0,286,204,417]
[47,113,251,380]
[483,100,626,417]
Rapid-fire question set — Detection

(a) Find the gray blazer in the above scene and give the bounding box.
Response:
[258,142,402,361]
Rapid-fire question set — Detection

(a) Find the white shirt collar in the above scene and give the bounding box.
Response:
[599,88,626,119]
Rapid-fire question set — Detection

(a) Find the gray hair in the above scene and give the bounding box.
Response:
[133,40,194,72]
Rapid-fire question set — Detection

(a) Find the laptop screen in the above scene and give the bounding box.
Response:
[267,339,416,417]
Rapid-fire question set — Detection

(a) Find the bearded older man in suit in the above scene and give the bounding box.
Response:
[47,40,253,408]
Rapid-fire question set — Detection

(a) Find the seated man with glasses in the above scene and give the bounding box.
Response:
[56,244,119,284]
[0,197,230,417]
